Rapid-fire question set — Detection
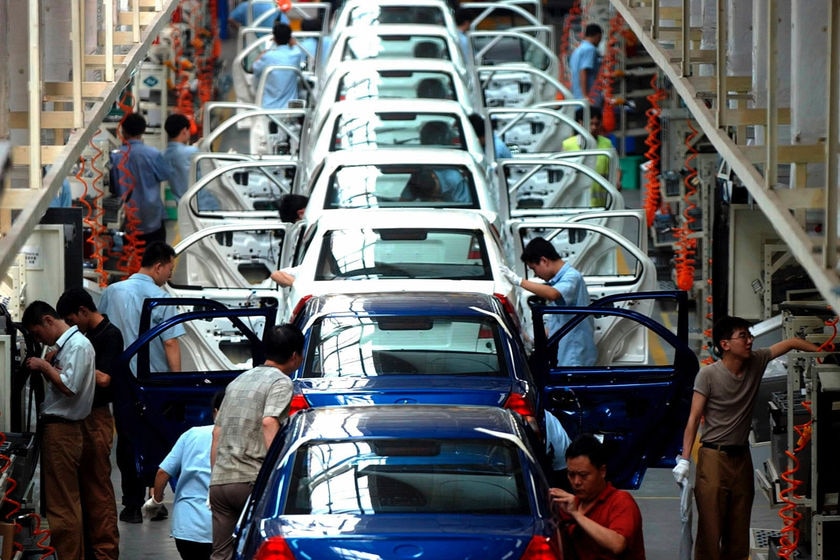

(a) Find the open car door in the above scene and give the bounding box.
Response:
[530,291,699,489]
[505,215,657,359]
[177,159,299,239]
[498,157,623,217]
[488,104,592,156]
[199,107,309,157]
[169,222,293,317]
[112,299,277,485]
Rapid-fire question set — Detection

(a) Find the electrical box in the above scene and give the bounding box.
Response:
[19,224,65,307]
[133,62,169,151]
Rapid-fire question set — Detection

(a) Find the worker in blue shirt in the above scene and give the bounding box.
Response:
[112,113,173,246]
[143,391,225,560]
[163,114,219,211]
[252,22,305,109]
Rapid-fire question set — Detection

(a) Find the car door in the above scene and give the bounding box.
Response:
[487,105,591,156]
[530,290,699,489]
[170,222,292,317]
[504,217,657,359]
[177,159,299,239]
[498,157,624,217]
[200,107,309,157]
[112,299,277,485]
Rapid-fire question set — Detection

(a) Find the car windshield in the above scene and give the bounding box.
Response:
[314,228,491,281]
[345,6,446,26]
[330,112,466,150]
[342,34,450,62]
[325,164,479,209]
[285,438,528,515]
[304,315,505,378]
[335,70,456,102]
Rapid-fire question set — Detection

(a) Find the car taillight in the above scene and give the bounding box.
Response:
[254,536,296,560]
[289,295,313,322]
[519,536,556,560]
[504,392,535,417]
[289,394,310,416]
[467,239,482,260]
[493,293,516,316]
[477,324,494,339]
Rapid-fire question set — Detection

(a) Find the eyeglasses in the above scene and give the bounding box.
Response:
[728,332,754,341]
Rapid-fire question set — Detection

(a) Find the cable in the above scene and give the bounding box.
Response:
[88,137,110,287]
[20,512,55,560]
[557,0,582,90]
[674,120,699,291]
[777,400,812,559]
[113,91,144,276]
[642,72,668,227]
[589,13,623,132]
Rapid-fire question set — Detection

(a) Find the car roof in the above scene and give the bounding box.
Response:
[332,23,459,40]
[309,207,492,230]
[323,58,465,76]
[292,404,523,440]
[298,292,506,320]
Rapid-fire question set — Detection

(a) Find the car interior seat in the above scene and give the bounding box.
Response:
[416,78,450,100]
[413,41,442,59]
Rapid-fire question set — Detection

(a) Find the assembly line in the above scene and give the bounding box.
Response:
[1,1,839,560]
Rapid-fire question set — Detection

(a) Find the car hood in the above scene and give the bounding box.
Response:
[261,515,546,560]
[296,376,514,407]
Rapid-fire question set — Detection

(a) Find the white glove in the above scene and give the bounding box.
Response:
[142,496,164,519]
[672,456,690,485]
[499,265,522,286]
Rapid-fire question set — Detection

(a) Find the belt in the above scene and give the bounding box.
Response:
[701,442,749,455]
[39,415,81,425]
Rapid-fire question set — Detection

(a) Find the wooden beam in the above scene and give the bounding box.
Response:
[43,81,110,99]
[117,11,156,27]
[722,107,791,126]
[742,144,826,164]
[11,145,66,166]
[9,112,77,129]
[775,187,828,209]
[691,75,752,92]
[84,54,128,67]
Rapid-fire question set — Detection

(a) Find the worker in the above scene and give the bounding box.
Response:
[569,23,603,105]
[562,106,620,207]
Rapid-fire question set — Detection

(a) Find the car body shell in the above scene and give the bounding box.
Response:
[234,405,555,560]
[289,292,535,411]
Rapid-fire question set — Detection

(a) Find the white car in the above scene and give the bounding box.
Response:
[284,208,517,321]
[299,148,504,227]
[329,0,459,36]
[298,98,487,187]
[318,24,474,86]
[311,58,482,135]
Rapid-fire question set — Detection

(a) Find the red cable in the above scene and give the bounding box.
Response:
[20,512,55,560]
[643,73,667,227]
[114,91,144,276]
[558,0,582,90]
[674,120,699,290]
[88,138,110,287]
[777,400,812,559]
[590,13,623,132]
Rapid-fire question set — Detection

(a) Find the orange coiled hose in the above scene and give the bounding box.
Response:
[558,0,582,89]
[0,432,24,557]
[674,120,699,290]
[19,512,55,560]
[88,138,110,287]
[113,91,144,276]
[643,73,668,227]
[591,13,623,132]
[777,400,812,559]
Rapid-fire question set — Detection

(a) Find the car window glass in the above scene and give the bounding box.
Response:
[325,164,479,209]
[304,316,504,378]
[315,228,491,281]
[335,70,456,101]
[331,112,465,150]
[286,439,528,515]
[342,35,450,61]
[346,6,445,26]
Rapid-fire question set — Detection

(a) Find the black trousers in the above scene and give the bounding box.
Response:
[116,430,145,508]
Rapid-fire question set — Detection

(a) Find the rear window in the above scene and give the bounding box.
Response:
[304,315,505,378]
[346,6,445,26]
[342,34,450,62]
[315,228,491,281]
[286,439,528,515]
[330,112,466,151]
[325,164,479,209]
[335,69,456,101]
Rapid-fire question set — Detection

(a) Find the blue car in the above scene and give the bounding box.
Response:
[234,405,558,560]
[288,292,537,420]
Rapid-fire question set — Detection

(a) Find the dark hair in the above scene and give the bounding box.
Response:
[164,113,191,139]
[212,389,225,411]
[264,324,304,364]
[22,300,60,328]
[521,237,561,264]
[575,105,602,124]
[273,21,293,45]
[565,433,608,467]
[402,169,441,201]
[121,113,147,138]
[277,194,309,223]
[416,78,449,100]
[454,7,472,27]
[585,23,603,37]
[468,113,486,137]
[419,121,451,145]
[56,287,97,318]
[141,241,176,268]
[712,315,752,355]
